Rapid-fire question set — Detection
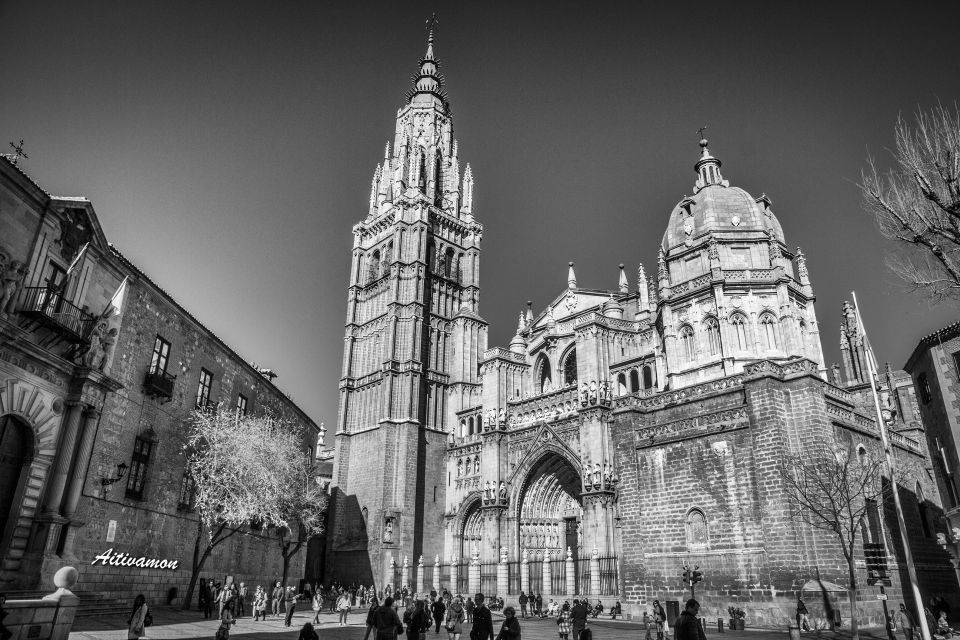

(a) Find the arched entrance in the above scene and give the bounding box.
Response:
[516,452,582,561]
[460,500,483,560]
[0,415,33,557]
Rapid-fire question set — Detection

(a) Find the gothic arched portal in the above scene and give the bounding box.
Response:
[460,500,483,560]
[515,452,582,561]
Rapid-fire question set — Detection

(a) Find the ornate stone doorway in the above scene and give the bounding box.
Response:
[516,452,582,561]
[460,501,483,560]
[0,415,32,558]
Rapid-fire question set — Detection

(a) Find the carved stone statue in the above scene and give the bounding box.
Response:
[484,481,492,502]
[593,463,602,488]
[580,382,589,406]
[82,319,108,368]
[600,380,610,404]
[100,326,120,374]
[0,260,28,319]
[498,408,505,427]
[384,518,394,543]
[577,521,582,547]
[474,458,480,474]
[498,481,507,503]
[589,381,597,405]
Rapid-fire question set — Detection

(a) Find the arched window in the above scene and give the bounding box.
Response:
[760,314,779,350]
[468,416,474,436]
[630,370,640,393]
[459,419,466,438]
[434,153,444,205]
[418,149,427,192]
[368,250,381,282]
[464,457,471,474]
[731,314,748,351]
[704,317,721,356]
[617,373,627,396]
[798,320,807,349]
[444,247,455,278]
[427,242,436,272]
[857,445,868,466]
[679,325,695,362]
[685,508,708,548]
[562,349,577,386]
[536,354,552,394]
[383,241,393,273]
[642,365,653,389]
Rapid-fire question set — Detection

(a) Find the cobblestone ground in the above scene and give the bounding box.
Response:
[70,608,896,640]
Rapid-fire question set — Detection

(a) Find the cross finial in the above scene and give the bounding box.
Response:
[697,126,707,140]
[425,13,439,37]
[8,139,28,165]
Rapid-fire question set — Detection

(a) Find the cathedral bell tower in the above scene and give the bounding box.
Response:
[327,25,488,586]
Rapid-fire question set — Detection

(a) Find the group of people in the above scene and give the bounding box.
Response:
[363,592,521,640]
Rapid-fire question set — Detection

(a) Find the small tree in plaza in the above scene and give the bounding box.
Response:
[181,407,309,610]
[780,443,886,640]
[275,460,328,588]
[861,103,960,303]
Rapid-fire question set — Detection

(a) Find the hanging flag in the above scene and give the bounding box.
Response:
[65,242,90,278]
[101,276,129,319]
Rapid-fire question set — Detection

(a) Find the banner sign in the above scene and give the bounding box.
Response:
[91,548,179,570]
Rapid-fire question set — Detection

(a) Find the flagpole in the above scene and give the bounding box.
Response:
[851,291,931,640]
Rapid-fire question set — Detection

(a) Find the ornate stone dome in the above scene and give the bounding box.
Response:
[661,140,785,252]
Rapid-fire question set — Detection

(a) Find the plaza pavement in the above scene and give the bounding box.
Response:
[69,607,897,640]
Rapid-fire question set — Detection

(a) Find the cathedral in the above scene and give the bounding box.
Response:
[326,28,956,625]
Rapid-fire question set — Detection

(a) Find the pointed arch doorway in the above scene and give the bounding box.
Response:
[0,415,34,560]
[516,452,582,563]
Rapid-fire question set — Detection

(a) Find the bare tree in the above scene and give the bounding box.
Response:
[180,408,306,610]
[276,461,328,588]
[861,103,960,303]
[780,444,886,640]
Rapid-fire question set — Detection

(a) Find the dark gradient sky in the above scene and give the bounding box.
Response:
[3,1,959,427]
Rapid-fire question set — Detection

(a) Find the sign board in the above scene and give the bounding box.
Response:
[106,520,117,542]
[877,594,888,601]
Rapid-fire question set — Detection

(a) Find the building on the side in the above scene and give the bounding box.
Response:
[0,155,322,603]
[905,322,960,585]
[324,27,958,626]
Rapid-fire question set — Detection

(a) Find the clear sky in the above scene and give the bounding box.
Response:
[2,1,959,427]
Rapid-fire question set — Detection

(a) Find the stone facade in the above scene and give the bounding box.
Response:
[0,155,320,605]
[325,29,957,627]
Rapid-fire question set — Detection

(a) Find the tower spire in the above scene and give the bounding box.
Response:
[618,264,628,293]
[693,128,728,193]
[407,14,447,106]
[568,262,577,289]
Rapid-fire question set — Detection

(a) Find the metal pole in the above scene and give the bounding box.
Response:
[852,292,931,640]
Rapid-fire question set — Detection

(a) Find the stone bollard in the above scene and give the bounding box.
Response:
[589,548,600,596]
[434,555,441,593]
[520,549,529,596]
[416,555,425,594]
[497,547,508,598]
[564,547,575,596]
[542,551,552,597]
[450,556,459,595]
[468,551,480,595]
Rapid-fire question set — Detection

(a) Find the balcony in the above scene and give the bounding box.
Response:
[18,287,95,344]
[143,366,176,400]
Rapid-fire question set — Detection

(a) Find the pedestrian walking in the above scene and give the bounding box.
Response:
[338,588,353,626]
[445,597,465,640]
[254,586,268,621]
[286,586,301,627]
[518,592,528,619]
[199,579,213,619]
[674,599,706,640]
[272,581,285,618]
[216,601,237,640]
[127,594,149,640]
[652,600,667,640]
[497,606,521,640]
[465,596,475,623]
[410,599,431,640]
[313,588,324,624]
[570,599,588,640]
[432,595,447,633]
[796,597,811,632]
[535,593,543,619]
[374,597,406,640]
[557,607,572,640]
[895,603,917,640]
[470,594,495,640]
[300,622,321,640]
[237,583,247,617]
[364,597,382,640]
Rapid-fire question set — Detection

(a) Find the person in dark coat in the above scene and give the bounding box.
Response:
[471,594,495,640]
[432,597,447,633]
[299,622,320,640]
[375,597,405,640]
[285,587,300,627]
[272,581,285,618]
[199,579,213,619]
[465,597,476,623]
[675,599,706,640]
[535,593,543,619]
[364,597,382,640]
[570,600,589,640]
[496,606,521,640]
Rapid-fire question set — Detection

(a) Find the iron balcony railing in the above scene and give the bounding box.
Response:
[144,366,176,399]
[19,286,96,343]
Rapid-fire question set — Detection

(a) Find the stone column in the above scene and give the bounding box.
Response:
[61,407,101,520]
[589,548,601,597]
[542,551,552,597]
[389,556,397,593]
[416,555,424,594]
[449,556,459,595]
[433,555,441,592]
[564,547,575,596]
[496,547,508,597]
[402,555,410,589]
[520,549,529,596]
[41,402,84,514]
[468,550,480,595]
